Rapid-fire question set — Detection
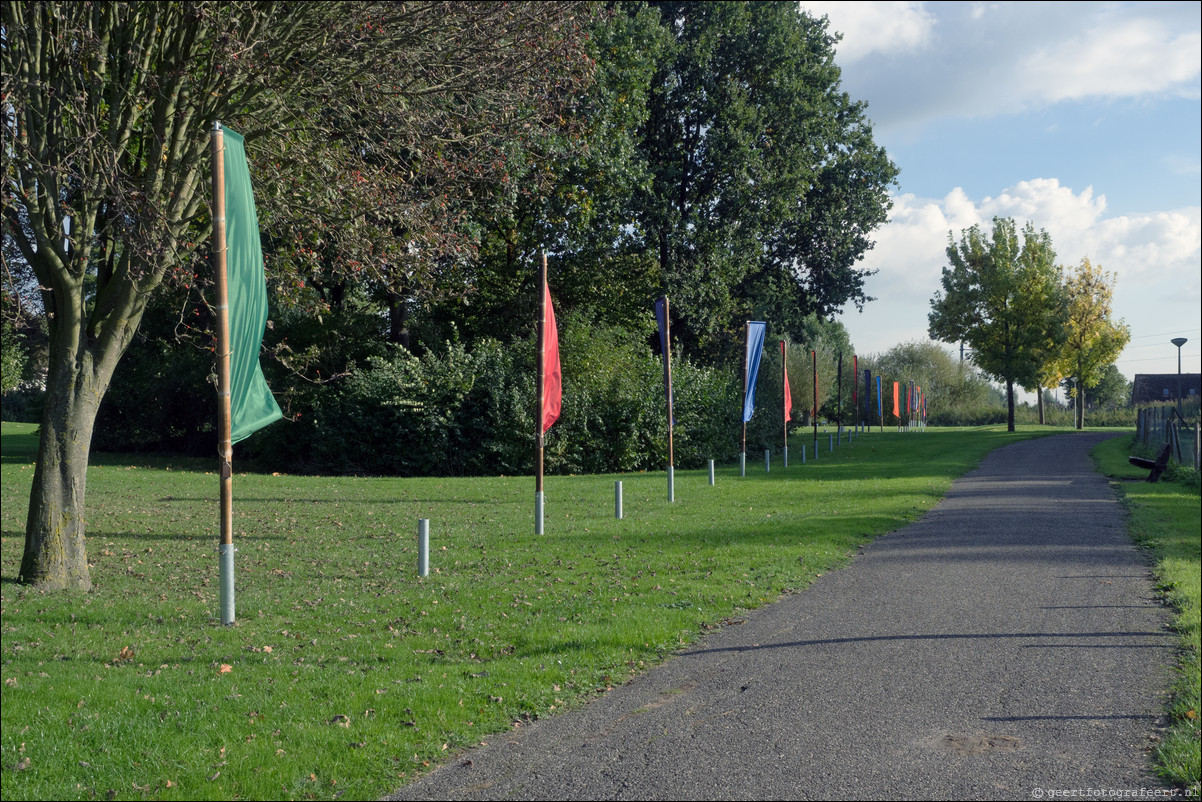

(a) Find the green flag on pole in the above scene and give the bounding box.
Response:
[222,128,282,443]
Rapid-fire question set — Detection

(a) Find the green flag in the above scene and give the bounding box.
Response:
[222,127,283,443]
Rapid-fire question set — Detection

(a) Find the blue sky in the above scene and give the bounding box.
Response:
[798,1,1202,389]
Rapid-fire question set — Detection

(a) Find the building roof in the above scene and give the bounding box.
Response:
[1131,373,1202,405]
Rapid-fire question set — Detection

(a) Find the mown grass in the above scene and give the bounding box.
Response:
[1093,435,1202,793]
[2,422,1090,800]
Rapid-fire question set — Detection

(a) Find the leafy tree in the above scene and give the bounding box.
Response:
[928,217,1066,432]
[635,1,897,358]
[2,0,594,590]
[862,340,999,419]
[1055,258,1131,428]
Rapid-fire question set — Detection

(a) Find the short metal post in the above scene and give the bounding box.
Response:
[802,444,806,464]
[783,446,788,467]
[708,459,715,486]
[615,481,623,520]
[668,467,675,502]
[740,452,746,477]
[418,519,430,577]
[219,544,236,626]
[535,491,544,535]
[764,449,770,472]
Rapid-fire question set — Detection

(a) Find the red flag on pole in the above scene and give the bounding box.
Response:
[892,381,900,420]
[782,341,793,421]
[542,280,561,433]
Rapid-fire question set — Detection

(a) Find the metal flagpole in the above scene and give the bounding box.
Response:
[211,122,236,626]
[535,253,546,534]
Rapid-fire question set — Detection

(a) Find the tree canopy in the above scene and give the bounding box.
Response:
[2,0,595,590]
[1055,258,1130,429]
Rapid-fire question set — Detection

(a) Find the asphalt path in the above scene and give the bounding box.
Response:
[388,432,1176,801]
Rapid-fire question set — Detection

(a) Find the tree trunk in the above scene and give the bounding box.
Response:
[20,296,132,590]
[1006,378,1016,432]
[20,360,109,590]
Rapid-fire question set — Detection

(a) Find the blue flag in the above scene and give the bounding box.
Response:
[743,321,767,423]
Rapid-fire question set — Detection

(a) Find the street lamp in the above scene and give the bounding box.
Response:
[1171,337,1188,416]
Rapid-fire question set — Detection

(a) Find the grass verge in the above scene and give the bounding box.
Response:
[1092,435,1201,793]
[3,423,1083,800]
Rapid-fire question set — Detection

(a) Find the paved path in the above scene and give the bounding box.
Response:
[388,433,1176,800]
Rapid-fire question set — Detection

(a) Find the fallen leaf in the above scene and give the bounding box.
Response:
[219,664,233,674]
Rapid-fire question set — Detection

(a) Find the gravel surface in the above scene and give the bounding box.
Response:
[387,433,1176,801]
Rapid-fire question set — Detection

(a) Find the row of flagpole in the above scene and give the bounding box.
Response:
[209,123,930,621]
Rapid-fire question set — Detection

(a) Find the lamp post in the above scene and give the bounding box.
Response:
[1171,337,1188,416]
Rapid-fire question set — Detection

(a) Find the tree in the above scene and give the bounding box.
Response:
[2,1,594,590]
[635,1,897,358]
[1055,258,1130,429]
[928,217,1065,432]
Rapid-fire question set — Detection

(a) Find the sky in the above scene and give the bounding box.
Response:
[797,1,1202,394]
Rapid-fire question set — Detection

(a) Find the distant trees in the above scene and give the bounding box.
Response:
[928,217,1066,432]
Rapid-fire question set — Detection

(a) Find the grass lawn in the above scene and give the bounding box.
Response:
[0,422,1161,800]
[1092,435,1201,792]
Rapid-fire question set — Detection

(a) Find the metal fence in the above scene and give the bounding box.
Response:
[1135,405,1200,470]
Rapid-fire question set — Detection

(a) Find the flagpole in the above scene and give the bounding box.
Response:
[836,352,843,436]
[781,340,788,467]
[211,122,235,626]
[741,321,749,476]
[812,349,818,452]
[852,355,859,433]
[535,253,546,535]
[664,297,675,502]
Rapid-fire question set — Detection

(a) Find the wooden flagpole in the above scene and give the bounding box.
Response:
[535,253,546,534]
[211,122,235,625]
[812,349,818,451]
[664,297,675,502]
[781,340,788,464]
[741,321,749,476]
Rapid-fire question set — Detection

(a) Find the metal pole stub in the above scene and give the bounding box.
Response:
[218,544,236,626]
[535,491,545,535]
[764,449,770,472]
[708,459,715,486]
[615,481,623,520]
[740,452,746,477]
[418,519,430,576]
[667,467,675,503]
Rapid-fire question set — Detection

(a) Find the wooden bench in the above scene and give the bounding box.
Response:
[1129,443,1172,483]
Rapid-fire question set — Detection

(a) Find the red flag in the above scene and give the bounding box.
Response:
[782,343,793,421]
[541,281,561,433]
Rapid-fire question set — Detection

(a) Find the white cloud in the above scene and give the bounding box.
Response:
[822,2,1202,131]
[799,1,935,62]
[1018,24,1201,104]
[838,179,1201,378]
